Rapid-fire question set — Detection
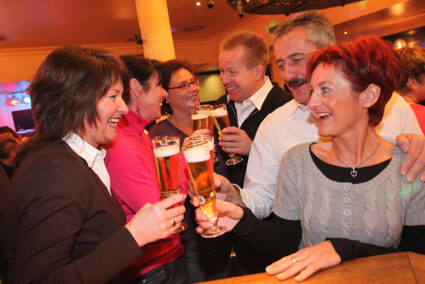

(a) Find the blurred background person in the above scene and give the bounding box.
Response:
[3,46,185,283]
[106,56,189,284]
[149,59,231,283]
[396,46,425,133]
[195,36,425,282]
[0,127,19,140]
[0,135,22,284]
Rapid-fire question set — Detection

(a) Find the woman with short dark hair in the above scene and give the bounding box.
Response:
[3,46,185,283]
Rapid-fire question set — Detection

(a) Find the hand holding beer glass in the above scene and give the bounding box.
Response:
[152,136,187,232]
[211,104,243,166]
[182,137,225,238]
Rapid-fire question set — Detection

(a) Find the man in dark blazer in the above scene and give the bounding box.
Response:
[215,30,292,188]
[214,30,292,275]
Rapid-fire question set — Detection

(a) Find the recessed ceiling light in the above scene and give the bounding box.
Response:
[196,1,201,6]
[344,31,348,35]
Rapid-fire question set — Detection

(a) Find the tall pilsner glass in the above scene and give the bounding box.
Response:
[152,136,186,232]
[182,138,225,238]
[211,104,243,166]
[193,104,214,135]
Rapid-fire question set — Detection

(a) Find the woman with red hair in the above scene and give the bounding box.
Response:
[194,36,425,281]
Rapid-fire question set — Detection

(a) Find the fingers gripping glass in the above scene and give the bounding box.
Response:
[182,137,225,238]
[152,136,187,232]
[168,79,199,91]
[210,104,243,166]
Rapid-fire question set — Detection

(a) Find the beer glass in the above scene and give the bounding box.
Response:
[152,136,187,232]
[182,138,225,238]
[190,134,215,170]
[211,104,243,166]
[193,104,214,135]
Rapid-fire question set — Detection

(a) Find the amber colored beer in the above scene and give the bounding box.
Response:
[211,108,230,137]
[153,144,180,198]
[191,113,210,132]
[183,144,217,218]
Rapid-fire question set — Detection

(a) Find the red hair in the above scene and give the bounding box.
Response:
[307,36,401,126]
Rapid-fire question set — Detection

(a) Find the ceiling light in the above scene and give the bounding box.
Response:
[5,94,19,106]
[22,94,31,104]
[393,39,406,50]
[196,1,201,6]
[344,31,348,35]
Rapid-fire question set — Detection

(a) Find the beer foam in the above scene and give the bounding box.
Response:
[211,108,228,117]
[183,147,210,163]
[154,145,180,158]
[191,113,208,120]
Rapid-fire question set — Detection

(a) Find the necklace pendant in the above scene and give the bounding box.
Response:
[351,169,358,178]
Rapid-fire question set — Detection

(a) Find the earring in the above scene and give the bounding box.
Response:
[136,103,142,122]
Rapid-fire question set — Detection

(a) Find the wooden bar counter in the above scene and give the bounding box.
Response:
[199,252,425,284]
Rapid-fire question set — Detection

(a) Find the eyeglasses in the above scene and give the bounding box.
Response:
[168,79,199,90]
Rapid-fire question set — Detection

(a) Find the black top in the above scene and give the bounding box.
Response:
[215,83,292,187]
[230,147,425,262]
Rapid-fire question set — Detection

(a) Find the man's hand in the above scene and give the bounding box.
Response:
[218,127,252,155]
[396,134,425,182]
[213,173,245,206]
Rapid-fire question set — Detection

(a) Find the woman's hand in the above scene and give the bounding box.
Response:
[125,194,186,247]
[193,198,243,234]
[266,241,341,282]
[219,127,252,155]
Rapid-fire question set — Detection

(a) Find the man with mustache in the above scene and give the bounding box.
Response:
[217,11,424,220]
[215,30,292,188]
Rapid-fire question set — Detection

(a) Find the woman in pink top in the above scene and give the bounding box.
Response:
[106,56,189,283]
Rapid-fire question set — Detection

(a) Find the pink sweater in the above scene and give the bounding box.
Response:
[106,111,186,279]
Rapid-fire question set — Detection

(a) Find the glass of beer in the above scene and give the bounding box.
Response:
[182,137,225,238]
[190,134,215,170]
[193,105,214,135]
[211,104,243,166]
[152,136,186,232]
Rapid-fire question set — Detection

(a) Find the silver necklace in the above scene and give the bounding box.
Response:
[333,142,381,178]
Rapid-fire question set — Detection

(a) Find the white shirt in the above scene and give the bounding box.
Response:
[232,76,273,127]
[242,93,423,219]
[63,132,111,195]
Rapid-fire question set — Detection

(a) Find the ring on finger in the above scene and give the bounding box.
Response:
[291,256,298,263]
[171,218,176,227]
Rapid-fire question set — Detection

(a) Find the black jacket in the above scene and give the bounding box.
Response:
[215,82,292,187]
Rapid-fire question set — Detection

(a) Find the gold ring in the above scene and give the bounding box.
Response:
[291,256,298,263]
[171,219,176,227]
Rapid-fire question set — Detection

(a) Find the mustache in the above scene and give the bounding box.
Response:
[286,77,308,88]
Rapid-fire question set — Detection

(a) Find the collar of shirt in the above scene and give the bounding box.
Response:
[229,76,273,127]
[289,99,310,117]
[120,110,151,136]
[62,132,111,195]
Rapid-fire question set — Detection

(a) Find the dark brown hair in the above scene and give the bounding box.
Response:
[160,59,195,115]
[27,45,130,143]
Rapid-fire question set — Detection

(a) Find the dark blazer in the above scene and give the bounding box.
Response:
[215,82,292,187]
[3,140,142,283]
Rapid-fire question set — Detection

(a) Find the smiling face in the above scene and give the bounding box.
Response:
[308,63,367,138]
[274,27,318,105]
[167,68,200,115]
[81,78,128,148]
[137,73,168,121]
[219,45,262,103]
